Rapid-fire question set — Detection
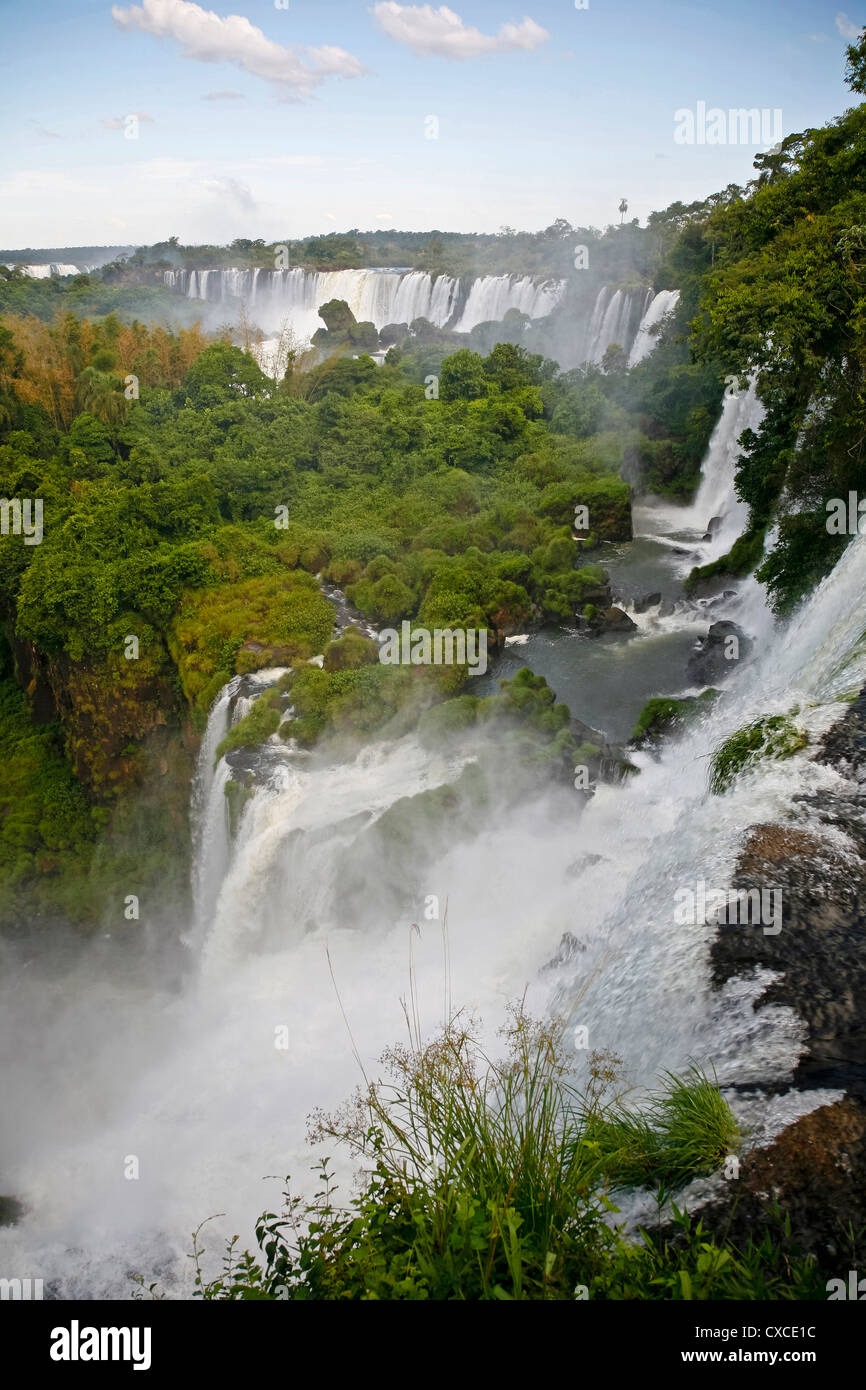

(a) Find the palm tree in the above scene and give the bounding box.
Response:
[75,366,127,434]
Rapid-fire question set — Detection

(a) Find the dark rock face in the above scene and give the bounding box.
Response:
[602,606,637,633]
[703,688,866,1262]
[541,931,587,971]
[698,1101,866,1270]
[701,515,723,541]
[687,620,751,684]
[634,591,661,614]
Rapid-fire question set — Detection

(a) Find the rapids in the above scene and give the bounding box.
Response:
[1,380,861,1298]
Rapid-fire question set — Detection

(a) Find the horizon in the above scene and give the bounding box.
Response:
[0,0,859,246]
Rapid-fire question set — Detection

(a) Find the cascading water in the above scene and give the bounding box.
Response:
[583,285,654,365]
[451,274,564,333]
[190,669,293,940]
[3,515,863,1295]
[634,379,764,571]
[4,262,82,278]
[628,289,681,367]
[189,677,240,935]
[165,266,565,342]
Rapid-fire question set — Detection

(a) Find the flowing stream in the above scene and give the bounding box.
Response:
[1,384,861,1297]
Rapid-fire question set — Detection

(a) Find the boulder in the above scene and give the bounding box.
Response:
[602,606,637,633]
[687,620,751,684]
[634,591,662,614]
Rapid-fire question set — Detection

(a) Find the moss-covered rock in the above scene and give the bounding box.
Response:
[225,776,255,837]
[216,691,283,760]
[709,714,808,794]
[631,690,719,746]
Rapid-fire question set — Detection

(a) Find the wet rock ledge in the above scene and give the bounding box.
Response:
[703,687,866,1262]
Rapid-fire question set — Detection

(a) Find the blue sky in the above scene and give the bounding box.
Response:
[0,0,860,247]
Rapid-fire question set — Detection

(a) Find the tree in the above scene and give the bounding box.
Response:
[181,343,270,407]
[440,349,488,402]
[845,28,866,93]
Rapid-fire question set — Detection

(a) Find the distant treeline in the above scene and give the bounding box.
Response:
[0,246,134,266]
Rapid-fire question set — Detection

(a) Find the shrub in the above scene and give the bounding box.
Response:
[215,694,282,760]
[181,1012,799,1303]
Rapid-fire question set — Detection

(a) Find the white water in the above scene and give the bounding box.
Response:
[166,268,679,371]
[189,677,240,935]
[628,289,681,367]
[634,380,763,570]
[451,273,563,333]
[4,262,83,278]
[2,391,862,1297]
[165,266,565,341]
[583,285,653,365]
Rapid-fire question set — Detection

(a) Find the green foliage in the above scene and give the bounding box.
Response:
[592,1204,826,1301]
[170,571,334,711]
[215,694,282,760]
[685,527,766,593]
[755,514,847,612]
[688,71,866,608]
[322,626,379,672]
[709,715,808,794]
[580,1067,740,1197]
[0,676,96,921]
[180,1013,822,1302]
[181,343,270,408]
[283,662,417,746]
[224,777,254,838]
[631,691,719,744]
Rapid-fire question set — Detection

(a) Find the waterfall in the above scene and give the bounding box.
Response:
[686,381,761,558]
[583,285,653,365]
[164,267,681,369]
[635,379,763,569]
[4,262,81,278]
[189,668,296,939]
[4,519,865,1294]
[451,274,564,332]
[189,676,241,935]
[628,289,681,366]
[165,266,565,341]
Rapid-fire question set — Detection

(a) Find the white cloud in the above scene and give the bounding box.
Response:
[836,12,863,40]
[34,125,62,139]
[371,3,548,59]
[111,0,364,99]
[201,175,258,212]
[203,89,245,100]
